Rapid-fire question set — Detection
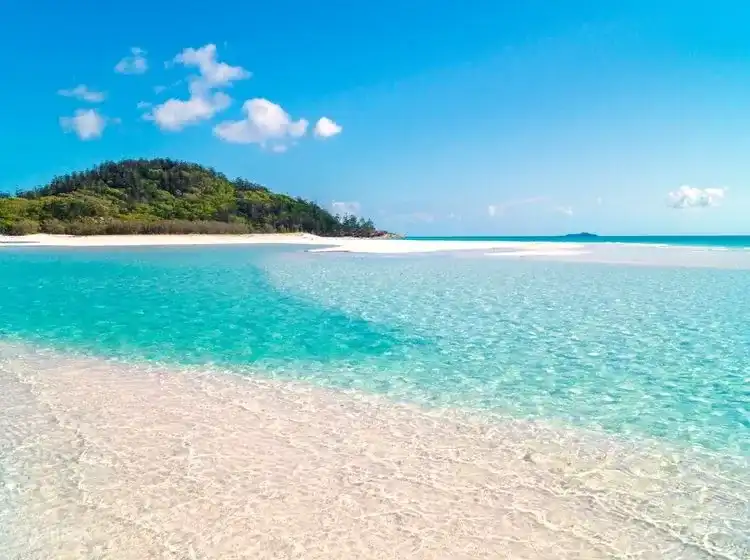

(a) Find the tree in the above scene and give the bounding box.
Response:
[0,159,386,237]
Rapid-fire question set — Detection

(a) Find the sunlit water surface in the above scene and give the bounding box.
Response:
[1,245,748,558]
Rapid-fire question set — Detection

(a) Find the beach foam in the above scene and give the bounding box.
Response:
[1,343,747,559]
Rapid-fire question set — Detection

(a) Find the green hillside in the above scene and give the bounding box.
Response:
[0,159,385,237]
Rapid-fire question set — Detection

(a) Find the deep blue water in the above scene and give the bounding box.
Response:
[1,244,748,454]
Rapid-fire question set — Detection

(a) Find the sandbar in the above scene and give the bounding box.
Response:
[0,234,586,256]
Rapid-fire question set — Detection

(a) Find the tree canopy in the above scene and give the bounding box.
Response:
[0,158,388,237]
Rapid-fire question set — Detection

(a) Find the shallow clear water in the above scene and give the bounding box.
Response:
[0,245,748,454]
[1,244,749,558]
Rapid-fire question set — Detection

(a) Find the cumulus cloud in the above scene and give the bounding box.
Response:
[115,47,148,74]
[213,98,308,150]
[59,109,108,140]
[331,201,361,216]
[173,44,250,89]
[58,84,105,103]
[146,44,248,131]
[145,88,231,131]
[556,205,574,216]
[667,185,726,209]
[314,117,342,138]
[143,44,338,148]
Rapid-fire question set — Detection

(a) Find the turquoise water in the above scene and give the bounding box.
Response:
[411,234,750,248]
[1,245,748,454]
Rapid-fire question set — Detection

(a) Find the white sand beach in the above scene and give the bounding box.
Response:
[7,234,750,272]
[0,233,587,256]
[0,233,329,247]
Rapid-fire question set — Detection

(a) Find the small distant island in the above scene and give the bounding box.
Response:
[0,159,396,238]
[562,232,598,238]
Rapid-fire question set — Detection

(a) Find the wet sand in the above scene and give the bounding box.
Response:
[1,343,747,559]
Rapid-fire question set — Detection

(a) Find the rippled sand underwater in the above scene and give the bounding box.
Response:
[1,244,749,558]
[1,344,748,559]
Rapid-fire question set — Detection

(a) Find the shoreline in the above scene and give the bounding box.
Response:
[0,232,334,247]
[4,234,750,266]
[1,341,747,559]
[0,233,588,255]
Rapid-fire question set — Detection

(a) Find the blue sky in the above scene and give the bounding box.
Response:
[2,0,750,235]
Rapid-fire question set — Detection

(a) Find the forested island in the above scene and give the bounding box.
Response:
[0,159,390,237]
[563,232,598,238]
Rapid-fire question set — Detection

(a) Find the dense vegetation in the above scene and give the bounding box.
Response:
[0,159,388,237]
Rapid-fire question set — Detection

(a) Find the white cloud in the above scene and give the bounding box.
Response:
[313,117,342,138]
[556,206,574,216]
[153,85,167,94]
[57,84,105,103]
[331,201,361,216]
[59,109,108,140]
[213,98,308,150]
[487,205,497,217]
[145,89,231,131]
[173,44,249,89]
[668,185,726,209]
[596,197,603,206]
[136,101,151,109]
[115,47,148,75]
[146,45,248,131]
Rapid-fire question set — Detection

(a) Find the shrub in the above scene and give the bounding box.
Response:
[59,219,252,236]
[40,219,68,234]
[63,221,108,236]
[6,219,40,236]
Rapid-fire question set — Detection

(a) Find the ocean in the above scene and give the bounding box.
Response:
[1,242,748,558]
[409,234,750,248]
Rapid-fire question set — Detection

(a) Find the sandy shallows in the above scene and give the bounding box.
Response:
[0,344,747,559]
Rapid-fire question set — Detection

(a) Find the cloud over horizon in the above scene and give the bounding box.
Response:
[331,201,361,216]
[667,186,726,209]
